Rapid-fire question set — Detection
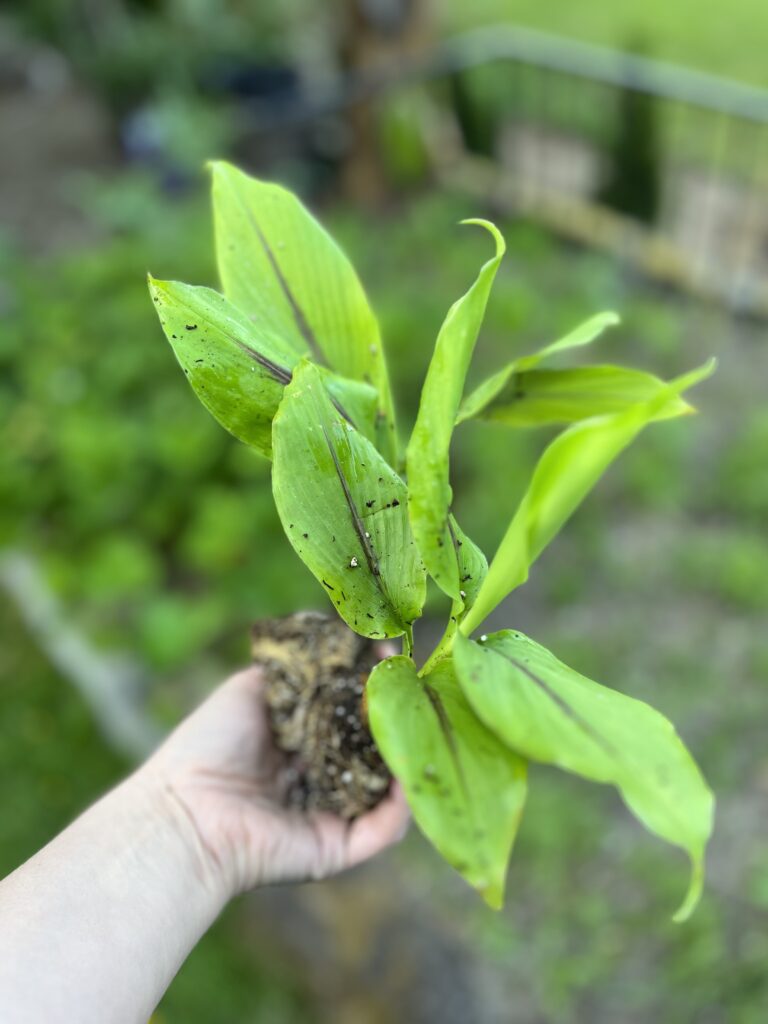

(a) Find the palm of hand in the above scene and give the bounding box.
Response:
[147,668,408,898]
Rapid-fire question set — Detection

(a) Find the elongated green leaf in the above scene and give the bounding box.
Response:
[421,516,489,672]
[367,654,527,908]
[454,630,714,920]
[149,277,379,455]
[210,161,397,462]
[461,360,716,635]
[459,311,619,423]
[461,364,693,428]
[272,360,425,639]
[407,220,505,600]
[516,311,620,371]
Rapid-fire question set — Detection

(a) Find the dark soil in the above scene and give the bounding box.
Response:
[251,612,391,819]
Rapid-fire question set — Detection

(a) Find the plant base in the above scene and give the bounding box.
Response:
[252,612,391,819]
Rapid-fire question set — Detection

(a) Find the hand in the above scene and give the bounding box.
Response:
[141,665,410,900]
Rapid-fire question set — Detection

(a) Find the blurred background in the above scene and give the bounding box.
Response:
[2,1,768,1021]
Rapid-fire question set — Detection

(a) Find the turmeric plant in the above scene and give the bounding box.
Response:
[149,162,714,918]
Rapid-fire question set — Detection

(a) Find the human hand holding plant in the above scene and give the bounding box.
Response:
[0,663,408,1024]
[145,663,409,898]
[150,162,715,920]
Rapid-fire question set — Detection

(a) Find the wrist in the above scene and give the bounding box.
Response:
[124,765,233,912]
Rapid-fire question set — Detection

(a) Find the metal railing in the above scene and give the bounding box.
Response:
[250,24,768,317]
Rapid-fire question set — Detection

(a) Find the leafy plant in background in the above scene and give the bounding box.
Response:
[149,162,714,917]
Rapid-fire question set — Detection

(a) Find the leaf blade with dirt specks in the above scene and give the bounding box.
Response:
[407,220,505,600]
[210,161,397,462]
[459,364,693,428]
[453,630,713,920]
[272,360,425,639]
[149,276,295,457]
[367,654,527,908]
[149,277,380,456]
[448,514,488,615]
[460,359,716,635]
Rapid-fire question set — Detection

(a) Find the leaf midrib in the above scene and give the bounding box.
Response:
[321,424,405,631]
[487,642,702,845]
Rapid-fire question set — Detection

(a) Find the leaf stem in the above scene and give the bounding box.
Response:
[402,623,414,658]
[419,600,461,676]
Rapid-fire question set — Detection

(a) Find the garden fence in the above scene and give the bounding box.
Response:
[250,24,768,318]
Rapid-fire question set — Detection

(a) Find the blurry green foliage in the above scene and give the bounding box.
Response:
[155,907,311,1023]
[0,189,315,673]
[714,408,768,523]
[13,0,310,113]
[0,601,125,876]
[678,528,768,611]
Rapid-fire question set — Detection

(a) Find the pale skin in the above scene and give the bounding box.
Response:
[0,666,410,1024]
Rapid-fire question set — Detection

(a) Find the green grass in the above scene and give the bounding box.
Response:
[440,0,768,88]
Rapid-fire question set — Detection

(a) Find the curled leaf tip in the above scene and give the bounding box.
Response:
[672,855,705,923]
[459,218,506,260]
[670,357,718,396]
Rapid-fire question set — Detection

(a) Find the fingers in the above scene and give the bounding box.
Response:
[220,663,264,696]
[344,780,410,868]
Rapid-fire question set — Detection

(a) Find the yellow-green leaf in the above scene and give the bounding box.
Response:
[458,311,619,423]
[460,364,693,428]
[516,311,620,370]
[454,630,714,920]
[407,220,505,600]
[367,654,527,908]
[461,359,716,635]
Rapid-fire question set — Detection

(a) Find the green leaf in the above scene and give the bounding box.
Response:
[149,276,294,457]
[460,364,693,428]
[271,360,425,639]
[454,630,714,920]
[149,277,381,456]
[367,654,527,908]
[210,161,397,462]
[458,311,619,423]
[516,311,620,370]
[407,220,505,600]
[449,514,488,614]
[460,359,716,635]
[322,375,380,449]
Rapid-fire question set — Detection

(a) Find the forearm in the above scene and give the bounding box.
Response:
[0,768,228,1024]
